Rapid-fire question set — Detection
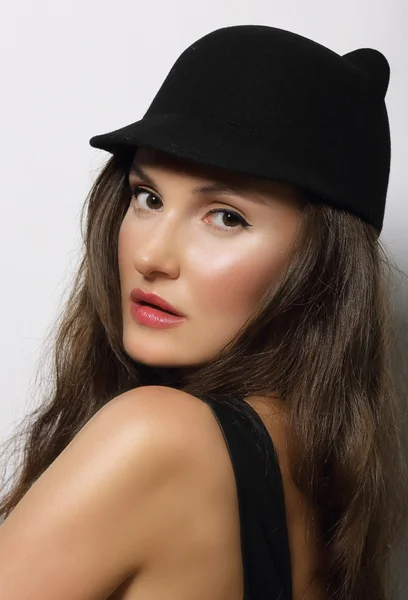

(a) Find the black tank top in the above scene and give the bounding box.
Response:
[199,394,293,600]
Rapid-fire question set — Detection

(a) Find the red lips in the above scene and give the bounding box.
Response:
[130,289,185,317]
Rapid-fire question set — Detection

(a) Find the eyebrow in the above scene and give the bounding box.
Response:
[129,163,268,205]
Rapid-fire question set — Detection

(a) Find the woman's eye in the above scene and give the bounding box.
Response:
[130,186,162,210]
[204,208,251,230]
[129,185,251,231]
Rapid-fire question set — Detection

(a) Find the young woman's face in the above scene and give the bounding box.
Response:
[118,147,304,368]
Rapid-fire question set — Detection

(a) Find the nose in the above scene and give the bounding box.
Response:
[133,219,181,279]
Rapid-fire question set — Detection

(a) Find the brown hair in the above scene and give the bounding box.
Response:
[1,149,407,599]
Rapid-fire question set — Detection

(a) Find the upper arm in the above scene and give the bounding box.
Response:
[0,385,202,600]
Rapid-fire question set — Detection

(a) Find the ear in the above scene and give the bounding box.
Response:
[343,48,390,98]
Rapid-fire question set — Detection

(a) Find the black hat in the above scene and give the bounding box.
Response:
[89,24,391,235]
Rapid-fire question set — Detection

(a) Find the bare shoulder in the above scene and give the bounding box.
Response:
[0,385,232,600]
[108,384,215,431]
[105,384,237,488]
[83,384,216,461]
[107,384,224,451]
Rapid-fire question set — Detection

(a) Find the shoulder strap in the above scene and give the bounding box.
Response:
[199,394,293,600]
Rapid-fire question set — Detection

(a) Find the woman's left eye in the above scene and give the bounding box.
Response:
[129,185,252,231]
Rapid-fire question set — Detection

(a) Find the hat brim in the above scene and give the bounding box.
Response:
[89,112,324,195]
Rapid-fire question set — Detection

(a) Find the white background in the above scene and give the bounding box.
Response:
[0,0,407,594]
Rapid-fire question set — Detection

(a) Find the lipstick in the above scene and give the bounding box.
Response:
[130,289,186,329]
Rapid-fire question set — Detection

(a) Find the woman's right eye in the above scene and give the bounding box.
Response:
[130,185,162,211]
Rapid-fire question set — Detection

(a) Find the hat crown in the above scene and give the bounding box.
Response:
[146,25,386,131]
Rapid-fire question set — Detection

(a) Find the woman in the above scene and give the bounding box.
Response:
[0,24,407,600]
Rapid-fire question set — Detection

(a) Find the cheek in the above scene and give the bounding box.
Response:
[118,218,136,274]
[117,220,139,306]
[188,242,284,316]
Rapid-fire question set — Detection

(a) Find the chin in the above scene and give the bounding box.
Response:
[123,344,189,368]
[122,331,216,370]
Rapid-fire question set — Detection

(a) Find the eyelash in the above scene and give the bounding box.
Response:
[128,185,252,231]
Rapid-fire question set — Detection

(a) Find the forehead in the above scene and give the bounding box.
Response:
[131,146,305,205]
[132,147,249,184]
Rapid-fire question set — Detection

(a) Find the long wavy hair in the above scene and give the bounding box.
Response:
[1,148,407,600]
